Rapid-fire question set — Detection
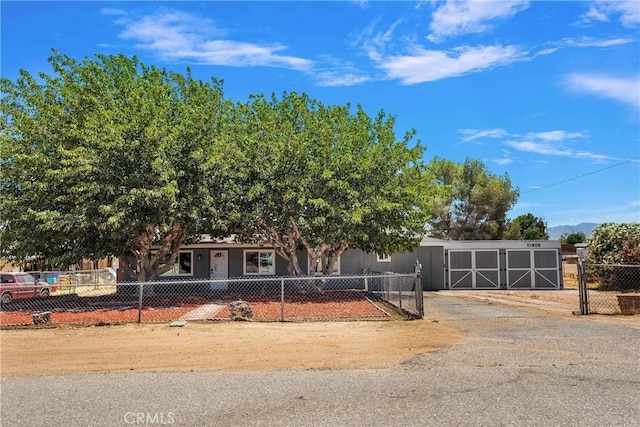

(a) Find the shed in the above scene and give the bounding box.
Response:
[432,239,563,291]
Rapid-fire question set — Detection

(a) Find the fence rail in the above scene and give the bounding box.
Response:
[1,273,422,326]
[577,262,640,315]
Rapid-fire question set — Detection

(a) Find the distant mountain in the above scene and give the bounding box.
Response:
[548,223,599,241]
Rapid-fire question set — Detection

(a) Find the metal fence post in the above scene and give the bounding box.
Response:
[137,281,144,323]
[280,278,285,322]
[415,273,424,318]
[578,260,588,315]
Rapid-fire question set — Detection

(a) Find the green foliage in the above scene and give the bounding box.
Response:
[560,231,586,245]
[505,213,549,240]
[427,157,518,240]
[587,222,640,264]
[586,223,640,289]
[231,92,435,274]
[1,51,238,280]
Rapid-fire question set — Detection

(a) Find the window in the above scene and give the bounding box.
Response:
[160,251,193,276]
[310,255,340,275]
[377,253,392,263]
[244,250,275,275]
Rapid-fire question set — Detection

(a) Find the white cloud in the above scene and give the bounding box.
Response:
[378,44,525,84]
[580,0,640,27]
[493,156,514,165]
[459,128,509,143]
[314,66,370,87]
[113,9,313,71]
[359,18,404,63]
[561,36,635,48]
[504,139,611,162]
[427,0,530,42]
[461,128,613,162]
[563,73,640,109]
[505,140,574,157]
[504,131,612,162]
[523,131,588,142]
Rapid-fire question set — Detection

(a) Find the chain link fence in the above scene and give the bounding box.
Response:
[1,272,422,326]
[577,262,640,315]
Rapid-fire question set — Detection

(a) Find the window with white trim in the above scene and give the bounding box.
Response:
[310,255,340,275]
[377,253,392,263]
[160,250,193,276]
[244,250,276,275]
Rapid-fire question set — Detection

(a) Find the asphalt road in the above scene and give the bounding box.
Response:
[2,294,639,427]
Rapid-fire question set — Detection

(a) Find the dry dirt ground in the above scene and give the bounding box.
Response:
[1,290,637,376]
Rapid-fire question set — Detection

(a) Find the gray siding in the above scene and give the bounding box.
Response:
[340,248,419,275]
[340,247,445,291]
[417,246,445,291]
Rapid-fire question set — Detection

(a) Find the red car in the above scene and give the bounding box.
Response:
[0,272,51,305]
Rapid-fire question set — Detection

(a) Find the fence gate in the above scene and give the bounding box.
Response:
[448,250,500,289]
[506,249,560,289]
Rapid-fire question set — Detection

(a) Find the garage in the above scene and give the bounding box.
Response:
[439,241,562,290]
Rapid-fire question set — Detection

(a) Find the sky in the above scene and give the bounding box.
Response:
[2,0,639,228]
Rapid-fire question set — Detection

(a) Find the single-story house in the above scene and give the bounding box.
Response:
[134,236,563,291]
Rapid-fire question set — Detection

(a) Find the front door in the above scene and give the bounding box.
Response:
[209,250,228,290]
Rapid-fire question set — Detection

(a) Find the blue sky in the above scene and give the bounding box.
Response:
[2,1,639,228]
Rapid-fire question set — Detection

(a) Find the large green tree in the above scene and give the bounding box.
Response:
[0,52,239,281]
[231,92,435,275]
[427,157,518,240]
[560,231,587,245]
[505,213,549,240]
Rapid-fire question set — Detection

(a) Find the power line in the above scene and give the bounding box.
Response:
[521,156,640,194]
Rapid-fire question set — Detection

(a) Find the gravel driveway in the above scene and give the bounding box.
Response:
[2,293,638,427]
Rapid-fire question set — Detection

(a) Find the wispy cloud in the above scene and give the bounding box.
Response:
[377,45,525,84]
[563,73,640,109]
[560,36,635,48]
[459,128,509,143]
[313,56,370,87]
[110,8,313,71]
[579,0,640,27]
[493,150,515,165]
[546,201,640,226]
[460,128,613,162]
[522,131,588,142]
[362,5,631,86]
[427,0,530,43]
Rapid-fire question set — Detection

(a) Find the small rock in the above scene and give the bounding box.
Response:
[229,300,253,321]
[33,311,51,325]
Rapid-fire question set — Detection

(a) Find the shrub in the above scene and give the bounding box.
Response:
[587,223,640,290]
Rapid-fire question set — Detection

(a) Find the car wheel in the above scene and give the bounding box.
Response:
[40,288,50,299]
[1,292,12,305]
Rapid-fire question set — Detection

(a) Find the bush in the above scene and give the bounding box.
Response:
[587,223,640,290]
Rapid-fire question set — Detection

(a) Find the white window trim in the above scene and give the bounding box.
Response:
[377,253,392,263]
[309,255,341,275]
[243,249,276,275]
[159,250,194,276]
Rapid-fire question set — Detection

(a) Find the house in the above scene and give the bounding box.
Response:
[149,236,563,291]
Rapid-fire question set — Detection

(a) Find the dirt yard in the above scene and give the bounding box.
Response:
[0,319,463,376]
[2,290,637,376]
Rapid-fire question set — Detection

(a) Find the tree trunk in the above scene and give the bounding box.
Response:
[117,223,188,295]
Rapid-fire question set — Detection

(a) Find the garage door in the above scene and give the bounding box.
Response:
[506,249,560,289]
[448,250,500,289]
